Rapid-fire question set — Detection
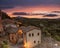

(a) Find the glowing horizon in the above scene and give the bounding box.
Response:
[2,6,60,18]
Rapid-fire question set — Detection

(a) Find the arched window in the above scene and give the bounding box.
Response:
[32,33,34,36]
[34,40,36,43]
[38,41,40,44]
[29,33,31,37]
[37,33,39,36]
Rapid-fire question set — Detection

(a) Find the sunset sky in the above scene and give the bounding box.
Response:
[0,0,60,18]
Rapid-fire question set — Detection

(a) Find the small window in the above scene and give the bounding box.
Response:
[0,31,1,33]
[32,33,34,36]
[38,41,40,43]
[34,41,36,43]
[29,33,31,37]
[37,33,39,36]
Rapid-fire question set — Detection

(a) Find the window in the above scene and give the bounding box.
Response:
[0,31,1,33]
[37,33,39,36]
[29,33,31,37]
[34,41,36,43]
[32,33,34,36]
[38,41,40,44]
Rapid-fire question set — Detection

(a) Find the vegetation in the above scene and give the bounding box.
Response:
[0,40,10,48]
[13,17,60,41]
[0,10,11,20]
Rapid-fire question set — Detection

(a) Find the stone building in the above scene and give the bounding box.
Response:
[20,26,41,48]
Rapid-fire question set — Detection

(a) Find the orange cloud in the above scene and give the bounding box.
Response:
[2,6,60,17]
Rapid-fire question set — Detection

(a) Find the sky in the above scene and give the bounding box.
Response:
[0,0,60,9]
[0,0,60,18]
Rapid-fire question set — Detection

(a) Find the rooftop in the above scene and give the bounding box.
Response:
[20,26,40,33]
[5,24,19,33]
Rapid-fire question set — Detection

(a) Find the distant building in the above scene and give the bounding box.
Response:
[2,19,22,44]
[20,26,41,48]
[5,23,19,44]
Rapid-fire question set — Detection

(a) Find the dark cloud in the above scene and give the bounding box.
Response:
[43,14,58,17]
[31,13,45,15]
[12,12,29,15]
[0,0,60,9]
[52,11,60,13]
[13,12,45,15]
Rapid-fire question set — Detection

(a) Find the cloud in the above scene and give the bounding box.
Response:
[31,13,45,15]
[12,12,29,15]
[13,12,46,15]
[52,11,60,13]
[43,14,58,17]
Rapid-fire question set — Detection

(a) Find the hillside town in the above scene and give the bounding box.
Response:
[0,10,42,48]
[0,10,60,48]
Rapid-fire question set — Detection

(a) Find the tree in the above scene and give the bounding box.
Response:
[0,10,11,20]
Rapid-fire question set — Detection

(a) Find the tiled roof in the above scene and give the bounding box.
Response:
[20,26,39,33]
[2,19,15,24]
[6,24,18,33]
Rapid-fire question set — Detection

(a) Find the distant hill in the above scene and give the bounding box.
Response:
[43,14,58,17]
[12,12,29,15]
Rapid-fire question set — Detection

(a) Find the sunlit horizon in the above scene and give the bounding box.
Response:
[2,6,60,19]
